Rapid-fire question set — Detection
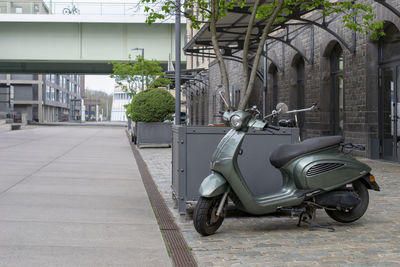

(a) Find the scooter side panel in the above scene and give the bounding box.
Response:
[212,131,304,215]
[287,147,371,190]
[199,172,228,197]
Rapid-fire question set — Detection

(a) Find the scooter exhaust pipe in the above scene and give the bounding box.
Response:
[315,190,360,209]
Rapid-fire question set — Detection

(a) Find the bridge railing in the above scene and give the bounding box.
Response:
[0,1,157,17]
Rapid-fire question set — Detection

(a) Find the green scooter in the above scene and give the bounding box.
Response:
[193,103,380,236]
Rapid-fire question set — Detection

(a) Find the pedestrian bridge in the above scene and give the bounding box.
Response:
[0,9,186,74]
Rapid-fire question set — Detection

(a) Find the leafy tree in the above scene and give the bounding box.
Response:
[142,0,383,110]
[128,88,175,122]
[110,55,171,94]
[85,89,113,120]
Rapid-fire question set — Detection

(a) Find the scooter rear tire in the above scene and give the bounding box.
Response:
[193,196,224,236]
[325,180,369,223]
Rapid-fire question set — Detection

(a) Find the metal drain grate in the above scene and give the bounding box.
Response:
[127,132,198,267]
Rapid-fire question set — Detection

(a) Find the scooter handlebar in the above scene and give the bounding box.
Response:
[286,103,318,114]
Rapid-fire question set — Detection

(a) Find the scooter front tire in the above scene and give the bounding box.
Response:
[193,196,224,236]
[325,180,369,223]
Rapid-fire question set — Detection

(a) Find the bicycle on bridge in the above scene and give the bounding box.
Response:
[63,5,80,15]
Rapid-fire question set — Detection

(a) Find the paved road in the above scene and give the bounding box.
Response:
[140,148,400,267]
[0,127,171,267]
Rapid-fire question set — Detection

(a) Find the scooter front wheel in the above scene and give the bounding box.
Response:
[193,196,225,236]
[325,180,369,223]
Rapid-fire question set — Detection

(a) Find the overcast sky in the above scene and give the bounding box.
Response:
[85,75,117,95]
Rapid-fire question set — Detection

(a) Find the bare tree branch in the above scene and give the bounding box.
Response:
[238,0,284,110]
[242,0,260,97]
[210,0,231,108]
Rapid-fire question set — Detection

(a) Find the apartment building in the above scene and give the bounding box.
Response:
[111,88,132,122]
[0,74,84,123]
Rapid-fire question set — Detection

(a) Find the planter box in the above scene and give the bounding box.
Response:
[135,122,172,148]
[172,125,299,214]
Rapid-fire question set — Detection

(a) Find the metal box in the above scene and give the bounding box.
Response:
[172,125,299,214]
[135,122,172,148]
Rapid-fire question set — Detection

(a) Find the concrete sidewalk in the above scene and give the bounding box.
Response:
[0,127,171,267]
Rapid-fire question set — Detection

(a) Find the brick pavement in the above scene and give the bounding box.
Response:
[139,148,400,266]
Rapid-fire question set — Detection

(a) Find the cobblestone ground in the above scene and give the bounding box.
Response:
[139,148,400,266]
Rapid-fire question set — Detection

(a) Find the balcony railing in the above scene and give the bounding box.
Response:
[0,1,149,17]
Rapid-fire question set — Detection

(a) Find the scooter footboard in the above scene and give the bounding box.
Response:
[199,172,228,197]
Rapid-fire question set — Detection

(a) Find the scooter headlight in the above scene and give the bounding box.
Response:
[230,115,242,129]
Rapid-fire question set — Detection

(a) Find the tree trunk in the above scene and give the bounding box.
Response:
[210,0,231,109]
[238,0,284,111]
[242,0,260,93]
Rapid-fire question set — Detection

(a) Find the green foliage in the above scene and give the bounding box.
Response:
[85,89,113,120]
[125,102,133,119]
[110,56,170,94]
[141,0,384,109]
[142,0,384,39]
[129,88,175,122]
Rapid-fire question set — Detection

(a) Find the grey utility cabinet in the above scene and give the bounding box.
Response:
[172,125,299,214]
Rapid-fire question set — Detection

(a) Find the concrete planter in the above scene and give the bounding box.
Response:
[135,122,172,148]
[172,125,299,214]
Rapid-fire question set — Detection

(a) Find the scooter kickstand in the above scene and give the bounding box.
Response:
[297,210,335,232]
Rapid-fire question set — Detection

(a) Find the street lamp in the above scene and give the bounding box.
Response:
[174,0,181,125]
[131,48,145,92]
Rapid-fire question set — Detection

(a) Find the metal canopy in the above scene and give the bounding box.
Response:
[183,1,397,60]
[165,68,207,88]
[184,5,324,58]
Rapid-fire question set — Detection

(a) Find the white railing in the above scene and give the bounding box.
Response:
[0,1,152,17]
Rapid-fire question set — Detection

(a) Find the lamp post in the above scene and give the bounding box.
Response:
[174,0,181,125]
[131,48,145,92]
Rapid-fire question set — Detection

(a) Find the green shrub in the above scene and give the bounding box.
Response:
[129,88,175,122]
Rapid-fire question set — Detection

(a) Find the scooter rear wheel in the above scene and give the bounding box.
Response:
[325,180,369,223]
[193,196,225,236]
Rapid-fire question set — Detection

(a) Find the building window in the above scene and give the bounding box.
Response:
[50,74,56,84]
[51,88,55,101]
[268,64,278,113]
[234,89,241,109]
[46,86,51,100]
[296,58,305,137]
[330,44,344,135]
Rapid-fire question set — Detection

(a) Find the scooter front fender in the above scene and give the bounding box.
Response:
[199,172,228,197]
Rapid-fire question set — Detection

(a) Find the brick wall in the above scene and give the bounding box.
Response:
[187,0,400,159]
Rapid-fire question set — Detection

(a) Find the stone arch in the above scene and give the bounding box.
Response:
[322,39,343,58]
[290,53,305,69]
[268,62,278,74]
[375,5,400,34]
[378,21,400,63]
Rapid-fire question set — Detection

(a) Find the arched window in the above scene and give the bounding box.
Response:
[379,23,400,161]
[268,64,278,112]
[330,44,344,135]
[296,58,305,137]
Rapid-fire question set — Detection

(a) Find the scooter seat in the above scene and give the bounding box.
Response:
[269,136,343,168]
